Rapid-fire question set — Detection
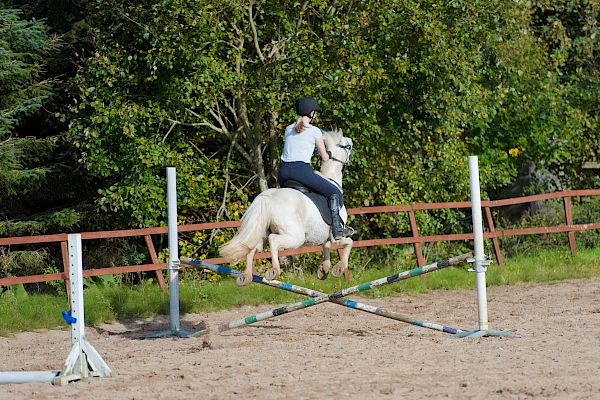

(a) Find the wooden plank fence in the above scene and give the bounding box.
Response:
[1,189,599,292]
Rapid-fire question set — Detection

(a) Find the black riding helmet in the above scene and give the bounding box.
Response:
[294,95,321,116]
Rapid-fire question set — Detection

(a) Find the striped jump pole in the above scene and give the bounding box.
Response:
[181,254,494,337]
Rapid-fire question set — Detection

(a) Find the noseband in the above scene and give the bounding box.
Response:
[329,143,353,168]
[325,140,353,190]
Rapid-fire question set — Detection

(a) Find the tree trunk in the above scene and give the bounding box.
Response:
[268,109,280,185]
[255,142,269,192]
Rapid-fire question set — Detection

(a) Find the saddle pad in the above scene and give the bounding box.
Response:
[304,192,333,225]
[283,180,335,225]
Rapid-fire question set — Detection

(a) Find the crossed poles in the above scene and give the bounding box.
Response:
[180,254,515,338]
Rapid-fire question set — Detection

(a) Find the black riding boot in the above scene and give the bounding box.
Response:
[328,194,354,240]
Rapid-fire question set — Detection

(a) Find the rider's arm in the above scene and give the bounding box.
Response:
[316,136,330,161]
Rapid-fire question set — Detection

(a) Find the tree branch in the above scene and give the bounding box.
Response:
[249,1,266,63]
[216,132,237,221]
[171,113,225,134]
[266,37,289,60]
[184,108,253,165]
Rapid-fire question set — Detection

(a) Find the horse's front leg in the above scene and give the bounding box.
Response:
[267,232,304,280]
[332,238,353,281]
[317,241,331,280]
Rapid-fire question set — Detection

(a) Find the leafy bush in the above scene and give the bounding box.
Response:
[495,196,600,257]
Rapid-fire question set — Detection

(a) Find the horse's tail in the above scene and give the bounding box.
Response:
[219,193,272,263]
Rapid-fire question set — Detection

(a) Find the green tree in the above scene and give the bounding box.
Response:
[68,0,384,228]
[0,8,56,134]
[532,0,599,187]
[0,8,82,236]
[68,0,598,238]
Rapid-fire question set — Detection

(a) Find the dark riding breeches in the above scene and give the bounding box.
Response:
[278,161,342,204]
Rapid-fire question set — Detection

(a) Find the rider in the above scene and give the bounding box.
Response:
[278,95,353,240]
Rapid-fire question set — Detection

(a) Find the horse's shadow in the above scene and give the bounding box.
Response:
[90,317,295,340]
[90,316,207,340]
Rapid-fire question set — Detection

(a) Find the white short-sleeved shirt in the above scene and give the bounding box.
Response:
[280,123,323,163]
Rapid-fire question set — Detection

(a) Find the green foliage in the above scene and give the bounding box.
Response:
[0,8,58,134]
[0,247,67,295]
[0,208,80,236]
[0,248,49,277]
[0,8,57,205]
[531,0,600,186]
[66,0,598,241]
[0,137,54,194]
[0,7,88,238]
[494,196,600,257]
[1,1,598,295]
[0,134,83,235]
[0,289,68,336]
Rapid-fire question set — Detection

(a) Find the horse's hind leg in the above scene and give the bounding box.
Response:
[237,242,262,286]
[317,242,332,280]
[332,238,353,281]
[266,232,304,280]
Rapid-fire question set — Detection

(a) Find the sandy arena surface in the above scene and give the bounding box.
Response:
[1,278,599,400]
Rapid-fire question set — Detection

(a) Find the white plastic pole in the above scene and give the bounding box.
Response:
[0,371,60,384]
[468,156,489,331]
[167,167,181,333]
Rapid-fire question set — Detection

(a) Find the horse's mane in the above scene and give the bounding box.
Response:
[322,128,343,137]
[322,128,343,148]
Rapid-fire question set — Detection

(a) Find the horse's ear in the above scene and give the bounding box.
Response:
[338,129,343,136]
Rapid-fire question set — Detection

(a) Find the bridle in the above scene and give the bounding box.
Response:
[329,142,353,170]
[324,138,353,191]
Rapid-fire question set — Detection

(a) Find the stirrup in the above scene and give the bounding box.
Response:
[333,226,355,240]
[342,226,355,237]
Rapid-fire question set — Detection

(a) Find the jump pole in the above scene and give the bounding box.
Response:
[145,167,192,338]
[0,234,113,385]
[182,255,502,337]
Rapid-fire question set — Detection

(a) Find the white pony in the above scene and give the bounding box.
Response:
[219,129,354,286]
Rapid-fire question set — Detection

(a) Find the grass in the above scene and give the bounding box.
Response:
[1,247,599,336]
[0,291,68,337]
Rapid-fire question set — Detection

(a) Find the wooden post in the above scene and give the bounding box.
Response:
[563,194,577,257]
[408,208,425,267]
[60,241,70,302]
[484,207,504,267]
[144,235,167,291]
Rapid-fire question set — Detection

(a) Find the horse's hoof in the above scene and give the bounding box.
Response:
[332,264,344,278]
[236,274,252,286]
[317,266,328,280]
[264,268,278,280]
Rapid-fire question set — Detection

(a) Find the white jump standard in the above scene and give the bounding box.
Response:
[0,234,112,385]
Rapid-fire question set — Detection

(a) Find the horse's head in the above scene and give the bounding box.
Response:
[323,129,353,168]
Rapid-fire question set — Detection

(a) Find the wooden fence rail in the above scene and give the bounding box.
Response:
[1,189,599,292]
